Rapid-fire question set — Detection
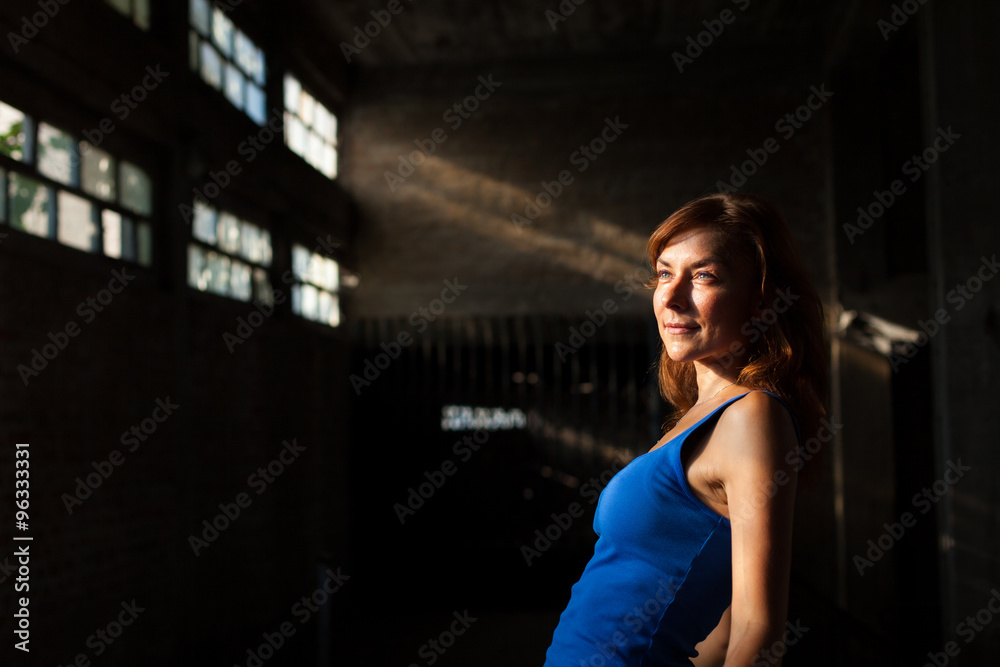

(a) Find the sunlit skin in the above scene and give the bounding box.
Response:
[650,226,800,667]
[652,225,761,396]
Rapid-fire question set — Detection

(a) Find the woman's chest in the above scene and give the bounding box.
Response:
[647,423,730,519]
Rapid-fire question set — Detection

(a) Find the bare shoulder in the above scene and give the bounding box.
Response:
[713,390,798,462]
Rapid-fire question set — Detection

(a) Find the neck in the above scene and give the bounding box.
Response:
[693,361,741,406]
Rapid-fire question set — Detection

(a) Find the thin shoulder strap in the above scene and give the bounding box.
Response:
[686,391,801,445]
[758,390,802,444]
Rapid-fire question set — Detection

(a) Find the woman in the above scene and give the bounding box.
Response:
[544,193,827,666]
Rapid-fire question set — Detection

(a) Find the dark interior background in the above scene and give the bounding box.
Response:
[1,0,998,665]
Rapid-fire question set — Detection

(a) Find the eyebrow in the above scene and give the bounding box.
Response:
[656,256,727,268]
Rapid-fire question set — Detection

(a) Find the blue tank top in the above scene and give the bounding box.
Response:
[544,391,798,667]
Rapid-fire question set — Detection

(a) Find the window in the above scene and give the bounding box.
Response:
[284,74,338,178]
[104,0,151,30]
[290,243,340,326]
[0,102,32,162]
[187,200,272,302]
[0,100,153,265]
[188,0,267,125]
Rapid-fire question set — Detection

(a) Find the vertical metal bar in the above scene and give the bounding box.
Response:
[919,2,956,637]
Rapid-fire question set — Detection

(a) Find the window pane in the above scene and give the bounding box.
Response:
[188,243,207,290]
[57,190,97,252]
[251,47,265,86]
[190,0,210,35]
[234,30,254,76]
[134,0,150,29]
[320,256,339,291]
[199,40,223,89]
[230,259,251,301]
[81,144,116,201]
[0,102,29,162]
[120,161,152,216]
[246,84,266,125]
[321,143,337,179]
[217,212,240,253]
[37,123,75,185]
[102,209,122,258]
[301,283,318,319]
[224,63,245,110]
[299,90,315,128]
[292,244,309,280]
[317,289,333,326]
[300,252,338,291]
[313,105,331,141]
[211,7,234,57]
[206,250,231,296]
[235,30,265,84]
[286,114,306,156]
[240,220,271,265]
[192,200,217,244]
[306,130,324,170]
[260,228,272,265]
[136,221,152,266]
[9,172,51,238]
[283,74,301,114]
[318,290,340,327]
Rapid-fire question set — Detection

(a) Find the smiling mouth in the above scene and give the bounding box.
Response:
[664,323,699,334]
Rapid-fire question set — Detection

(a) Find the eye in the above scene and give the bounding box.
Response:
[657,269,671,280]
[695,271,717,280]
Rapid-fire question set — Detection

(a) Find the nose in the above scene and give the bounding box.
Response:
[660,277,689,311]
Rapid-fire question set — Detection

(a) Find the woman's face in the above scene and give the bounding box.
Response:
[652,225,761,368]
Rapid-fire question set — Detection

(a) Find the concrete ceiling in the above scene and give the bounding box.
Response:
[296,0,858,69]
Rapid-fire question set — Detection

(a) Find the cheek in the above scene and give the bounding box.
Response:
[696,292,744,334]
[692,292,722,318]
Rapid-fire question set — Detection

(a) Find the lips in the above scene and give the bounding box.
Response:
[664,322,699,334]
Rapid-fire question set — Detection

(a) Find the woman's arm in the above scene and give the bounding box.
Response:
[714,392,799,667]
[692,605,731,667]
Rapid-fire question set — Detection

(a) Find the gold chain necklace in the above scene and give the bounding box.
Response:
[694,381,736,407]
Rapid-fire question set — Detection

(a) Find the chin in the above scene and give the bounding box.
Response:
[664,345,735,367]
[662,346,701,364]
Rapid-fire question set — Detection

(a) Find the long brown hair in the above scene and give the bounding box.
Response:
[646,193,828,442]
